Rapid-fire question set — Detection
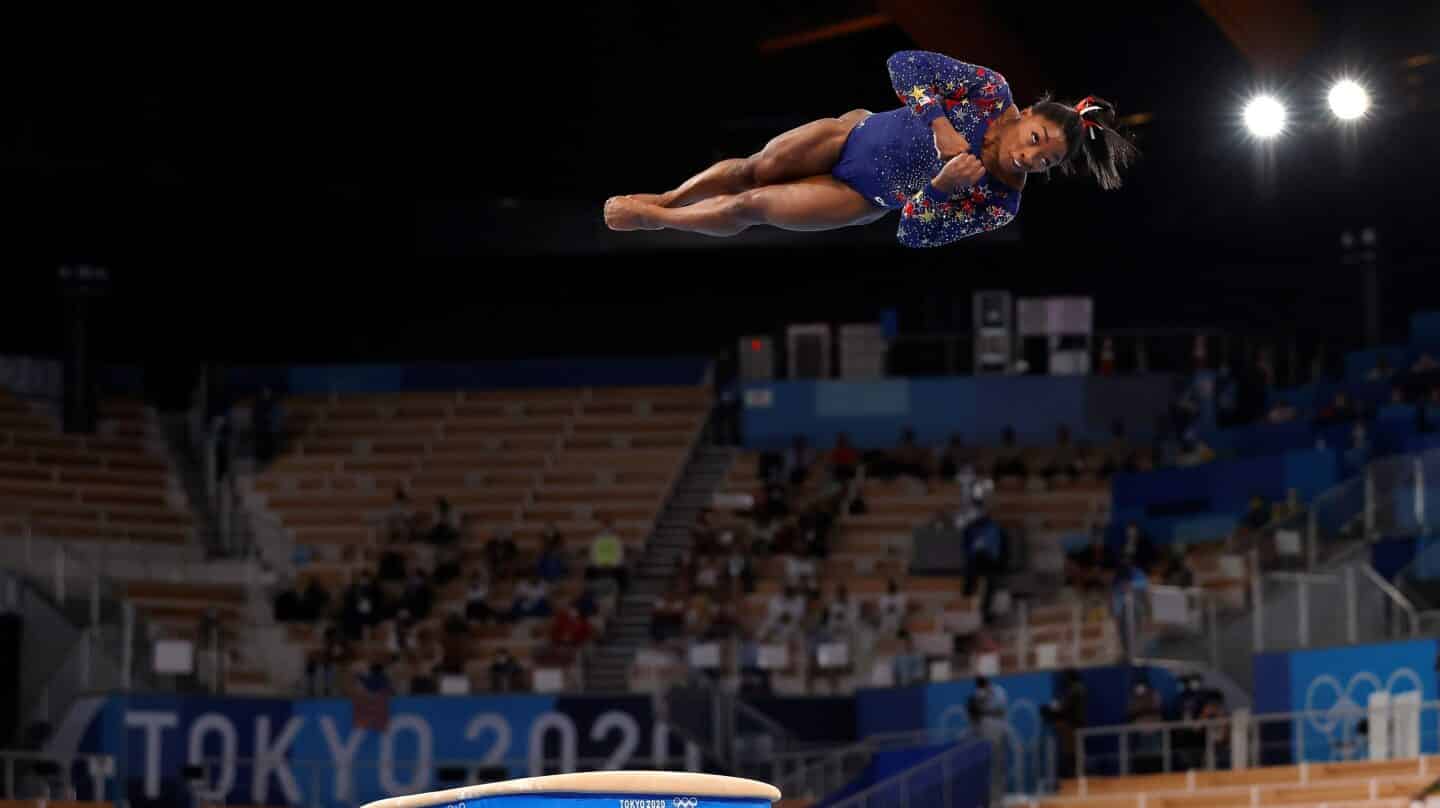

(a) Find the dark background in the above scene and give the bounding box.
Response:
[0,5,1437,364]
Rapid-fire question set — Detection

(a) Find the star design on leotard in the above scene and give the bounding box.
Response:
[909,86,931,104]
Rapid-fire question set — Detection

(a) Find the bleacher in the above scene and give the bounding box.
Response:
[238,384,710,693]
[1032,756,1439,807]
[0,391,193,544]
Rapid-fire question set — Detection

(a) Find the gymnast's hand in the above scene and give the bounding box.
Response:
[931,121,970,161]
[935,153,985,193]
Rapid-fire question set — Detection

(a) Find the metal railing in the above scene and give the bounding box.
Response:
[0,751,115,801]
[1077,699,1440,777]
[823,737,993,808]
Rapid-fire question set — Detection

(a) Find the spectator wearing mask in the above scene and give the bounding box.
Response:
[651,589,687,642]
[1046,669,1088,778]
[402,569,434,620]
[878,579,908,637]
[465,570,494,622]
[724,546,755,597]
[966,682,1008,805]
[509,577,552,619]
[357,662,393,695]
[537,531,569,582]
[1121,522,1158,573]
[1067,529,1117,593]
[783,553,819,594]
[891,630,926,686]
[784,435,815,486]
[1111,561,1149,659]
[342,571,383,640]
[428,497,461,544]
[1127,675,1165,773]
[822,584,858,640]
[485,528,519,579]
[830,433,859,483]
[586,520,629,593]
[963,513,1006,624]
[489,649,524,692]
[306,626,350,696]
[386,609,420,659]
[759,586,806,641]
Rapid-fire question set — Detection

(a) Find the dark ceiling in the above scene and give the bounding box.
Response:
[0,7,1436,364]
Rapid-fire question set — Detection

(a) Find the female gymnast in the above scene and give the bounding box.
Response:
[604,50,1137,247]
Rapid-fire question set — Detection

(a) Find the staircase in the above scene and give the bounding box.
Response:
[585,445,735,691]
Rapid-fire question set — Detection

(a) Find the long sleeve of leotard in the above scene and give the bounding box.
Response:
[887,51,1008,125]
[894,181,1019,248]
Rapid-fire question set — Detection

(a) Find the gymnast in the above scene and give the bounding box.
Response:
[604,50,1137,247]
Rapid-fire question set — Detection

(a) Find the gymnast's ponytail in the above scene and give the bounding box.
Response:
[1032,94,1137,190]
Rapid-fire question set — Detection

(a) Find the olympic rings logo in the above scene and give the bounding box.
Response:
[673,797,699,808]
[1301,668,1423,739]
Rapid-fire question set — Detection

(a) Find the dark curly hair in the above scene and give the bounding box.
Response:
[1032,94,1138,190]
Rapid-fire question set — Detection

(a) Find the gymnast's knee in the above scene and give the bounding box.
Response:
[725,188,771,225]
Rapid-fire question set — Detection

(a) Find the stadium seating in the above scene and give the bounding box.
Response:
[1031,755,1440,808]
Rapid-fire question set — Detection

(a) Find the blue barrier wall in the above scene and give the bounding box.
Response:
[1253,639,1440,765]
[223,358,710,396]
[740,375,1176,450]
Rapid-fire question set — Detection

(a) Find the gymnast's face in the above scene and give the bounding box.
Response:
[1005,108,1070,174]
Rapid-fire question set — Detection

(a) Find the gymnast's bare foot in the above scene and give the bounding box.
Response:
[624,193,672,207]
[604,196,663,231]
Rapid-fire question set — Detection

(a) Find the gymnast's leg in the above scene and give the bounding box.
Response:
[605,175,885,237]
[626,109,870,208]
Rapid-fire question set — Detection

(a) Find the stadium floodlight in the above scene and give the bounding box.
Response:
[1243,94,1287,138]
[1328,79,1370,120]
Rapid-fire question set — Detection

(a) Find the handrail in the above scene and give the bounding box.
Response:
[1360,562,1420,636]
[824,737,989,808]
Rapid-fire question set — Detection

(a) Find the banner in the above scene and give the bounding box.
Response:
[54,694,699,808]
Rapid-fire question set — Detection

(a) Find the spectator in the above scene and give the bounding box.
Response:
[549,602,594,647]
[1121,522,1159,573]
[485,528,519,579]
[428,497,461,544]
[402,569,434,620]
[1043,425,1079,480]
[386,609,419,658]
[784,435,815,486]
[510,576,552,619]
[1367,355,1395,382]
[1111,561,1149,659]
[937,433,973,482]
[1161,546,1196,588]
[830,433,859,483]
[823,584,858,638]
[963,513,1006,624]
[783,553,819,594]
[465,570,494,622]
[357,661,393,695]
[537,531,569,582]
[306,625,350,696]
[885,428,933,483]
[385,488,418,544]
[1127,675,1166,773]
[1046,669,1088,778]
[691,509,719,557]
[967,679,1013,800]
[892,630,926,686]
[586,520,629,593]
[1345,422,1371,471]
[541,521,565,549]
[1067,529,1118,592]
[878,579,908,637]
[341,571,383,640]
[1271,488,1304,522]
[759,586,806,640]
[692,555,720,594]
[488,649,524,692]
[1174,430,1215,467]
[969,676,1008,735]
[685,592,715,637]
[574,586,599,618]
[1240,495,1270,531]
[651,588,687,642]
[992,427,1027,479]
[724,546,755,599]
[1314,392,1357,426]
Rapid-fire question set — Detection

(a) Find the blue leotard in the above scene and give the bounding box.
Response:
[831,51,1022,248]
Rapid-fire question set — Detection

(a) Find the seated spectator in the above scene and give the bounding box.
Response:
[651,589,686,642]
[1043,425,1080,479]
[1160,546,1196,588]
[759,586,806,640]
[784,434,815,486]
[586,520,629,593]
[488,649,524,692]
[724,547,755,597]
[574,586,599,618]
[1240,495,1270,531]
[509,576,552,619]
[341,571,383,640]
[386,608,420,658]
[783,553,819,594]
[1314,392,1357,426]
[465,570,494,622]
[1111,560,1149,659]
[1271,487,1304,522]
[1067,530,1117,592]
[685,593,715,637]
[402,569,434,620]
[885,428,934,483]
[691,509,720,557]
[485,528,519,578]
[937,433,973,482]
[305,625,350,696]
[992,427,1027,479]
[892,630,926,686]
[1174,431,1215,467]
[708,600,742,639]
[549,602,594,647]
[357,662,393,694]
[963,512,1006,624]
[692,556,721,593]
[385,488,418,544]
[878,579,908,637]
[1127,675,1166,773]
[428,497,461,544]
[1121,522,1159,573]
[536,533,569,582]
[822,584,858,639]
[829,433,859,483]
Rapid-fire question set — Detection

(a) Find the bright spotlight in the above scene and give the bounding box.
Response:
[1328,79,1370,120]
[1243,95,1287,138]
